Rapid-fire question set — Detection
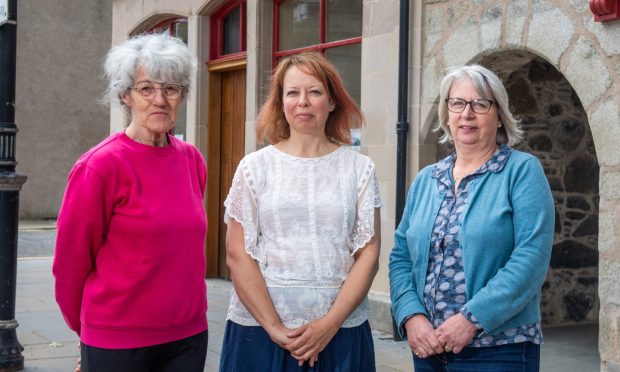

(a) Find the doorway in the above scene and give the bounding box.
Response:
[206,59,246,279]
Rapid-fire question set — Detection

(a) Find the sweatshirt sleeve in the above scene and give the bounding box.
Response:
[53,162,113,335]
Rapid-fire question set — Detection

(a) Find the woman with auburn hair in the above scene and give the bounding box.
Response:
[219,51,382,371]
[256,52,363,145]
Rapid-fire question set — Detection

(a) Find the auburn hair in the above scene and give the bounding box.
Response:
[256,52,364,145]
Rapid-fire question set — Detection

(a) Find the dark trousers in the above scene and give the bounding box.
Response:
[413,342,540,372]
[81,329,208,372]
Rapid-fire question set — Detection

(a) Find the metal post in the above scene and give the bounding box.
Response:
[0,0,26,370]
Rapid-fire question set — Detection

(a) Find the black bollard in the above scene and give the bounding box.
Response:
[0,0,27,370]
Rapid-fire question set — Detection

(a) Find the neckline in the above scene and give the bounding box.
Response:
[119,131,177,155]
[268,144,345,162]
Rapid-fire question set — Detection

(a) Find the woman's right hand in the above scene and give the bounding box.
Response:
[404,314,444,358]
[267,323,297,349]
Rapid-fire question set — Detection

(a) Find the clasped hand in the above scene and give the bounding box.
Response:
[405,313,477,359]
[270,317,339,367]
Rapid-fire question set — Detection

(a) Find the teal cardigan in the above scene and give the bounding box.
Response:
[389,150,554,338]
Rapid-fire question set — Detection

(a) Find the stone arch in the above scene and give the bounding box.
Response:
[426,49,601,327]
[128,12,186,36]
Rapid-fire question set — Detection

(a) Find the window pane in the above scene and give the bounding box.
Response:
[175,22,188,44]
[325,44,361,105]
[279,0,320,50]
[223,6,241,54]
[173,102,187,141]
[326,0,362,42]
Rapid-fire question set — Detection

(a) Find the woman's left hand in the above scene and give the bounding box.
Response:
[434,313,477,354]
[285,317,339,366]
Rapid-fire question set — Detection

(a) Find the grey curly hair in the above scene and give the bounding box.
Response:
[102,33,197,115]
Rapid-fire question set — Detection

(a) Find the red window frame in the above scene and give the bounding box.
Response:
[210,0,247,62]
[145,17,188,37]
[273,0,362,66]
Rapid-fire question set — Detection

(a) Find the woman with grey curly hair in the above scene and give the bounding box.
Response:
[53,33,208,372]
[390,64,554,371]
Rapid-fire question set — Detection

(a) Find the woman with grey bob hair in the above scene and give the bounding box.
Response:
[437,64,523,146]
[103,32,196,116]
[390,63,554,371]
[54,32,209,372]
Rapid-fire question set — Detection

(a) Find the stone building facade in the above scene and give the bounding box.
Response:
[418,1,620,369]
[15,0,111,218]
[109,0,620,369]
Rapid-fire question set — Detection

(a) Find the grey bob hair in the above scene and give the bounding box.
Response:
[436,64,523,146]
[102,33,197,113]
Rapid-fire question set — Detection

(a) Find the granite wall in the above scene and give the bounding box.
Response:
[508,58,599,325]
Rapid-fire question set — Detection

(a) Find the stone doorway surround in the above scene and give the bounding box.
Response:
[418,1,620,370]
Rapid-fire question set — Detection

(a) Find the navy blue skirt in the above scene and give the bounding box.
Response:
[219,320,376,372]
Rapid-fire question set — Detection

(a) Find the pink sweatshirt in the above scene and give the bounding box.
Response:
[53,131,208,349]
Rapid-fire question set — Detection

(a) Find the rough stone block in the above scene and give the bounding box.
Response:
[442,16,479,68]
[598,210,617,254]
[601,172,620,200]
[527,5,573,65]
[446,1,470,27]
[481,5,502,50]
[585,15,620,55]
[421,57,443,105]
[599,308,620,368]
[424,7,444,54]
[600,261,620,306]
[590,100,620,166]
[506,1,528,46]
[566,37,612,108]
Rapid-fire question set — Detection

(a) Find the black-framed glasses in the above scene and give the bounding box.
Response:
[445,97,495,114]
[130,82,185,100]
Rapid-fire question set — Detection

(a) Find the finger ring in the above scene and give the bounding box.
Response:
[414,351,419,357]
[444,345,453,353]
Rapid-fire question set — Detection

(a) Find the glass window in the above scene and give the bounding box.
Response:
[210,1,246,61]
[175,21,188,44]
[223,7,241,54]
[326,0,362,42]
[279,0,320,50]
[325,43,361,104]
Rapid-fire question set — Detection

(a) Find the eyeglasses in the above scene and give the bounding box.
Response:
[445,98,495,114]
[130,83,185,100]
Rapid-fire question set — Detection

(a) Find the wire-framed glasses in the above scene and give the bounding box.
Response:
[445,98,495,114]
[130,83,185,100]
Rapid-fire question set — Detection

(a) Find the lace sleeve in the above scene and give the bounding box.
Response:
[223,162,264,263]
[349,162,383,254]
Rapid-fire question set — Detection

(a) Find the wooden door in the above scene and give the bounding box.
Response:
[206,64,246,279]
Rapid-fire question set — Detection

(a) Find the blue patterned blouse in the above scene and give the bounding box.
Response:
[423,145,542,347]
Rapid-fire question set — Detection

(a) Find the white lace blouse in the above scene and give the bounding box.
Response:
[223,145,383,328]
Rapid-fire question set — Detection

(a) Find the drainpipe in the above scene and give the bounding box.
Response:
[392,0,410,341]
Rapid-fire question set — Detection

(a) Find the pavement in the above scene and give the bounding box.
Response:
[12,221,600,371]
